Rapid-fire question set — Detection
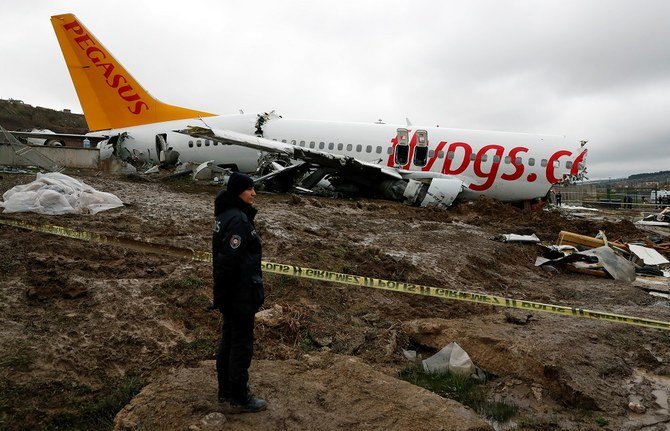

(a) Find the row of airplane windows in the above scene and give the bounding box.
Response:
[187,139,575,169]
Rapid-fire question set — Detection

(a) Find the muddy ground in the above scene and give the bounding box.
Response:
[1,171,670,431]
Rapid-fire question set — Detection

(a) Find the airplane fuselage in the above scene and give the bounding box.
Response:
[91,113,586,202]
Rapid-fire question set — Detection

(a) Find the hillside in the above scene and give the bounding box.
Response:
[629,170,670,184]
[0,98,87,133]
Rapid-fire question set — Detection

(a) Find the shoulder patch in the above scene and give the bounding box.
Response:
[229,234,242,249]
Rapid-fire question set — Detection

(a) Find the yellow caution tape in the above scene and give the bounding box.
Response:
[2,217,670,331]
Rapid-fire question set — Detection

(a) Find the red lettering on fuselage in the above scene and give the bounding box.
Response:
[570,149,587,176]
[62,19,148,116]
[500,147,528,181]
[385,131,584,193]
[442,142,472,175]
[422,141,448,171]
[470,144,505,191]
[546,150,572,183]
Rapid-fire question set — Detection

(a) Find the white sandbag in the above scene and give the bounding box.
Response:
[422,341,475,376]
[0,172,123,215]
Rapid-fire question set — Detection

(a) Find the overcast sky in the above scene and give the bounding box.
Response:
[2,0,669,179]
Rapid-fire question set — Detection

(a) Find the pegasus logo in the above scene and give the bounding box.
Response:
[62,19,149,115]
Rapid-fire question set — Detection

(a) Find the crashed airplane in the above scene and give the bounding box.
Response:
[47,13,587,208]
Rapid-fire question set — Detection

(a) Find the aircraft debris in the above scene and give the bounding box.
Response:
[0,166,32,174]
[0,172,123,215]
[536,227,670,283]
[556,230,626,251]
[637,207,670,227]
[192,160,228,181]
[143,165,160,175]
[536,245,636,282]
[628,244,670,267]
[496,233,541,243]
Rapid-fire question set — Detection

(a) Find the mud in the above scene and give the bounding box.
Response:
[1,172,670,430]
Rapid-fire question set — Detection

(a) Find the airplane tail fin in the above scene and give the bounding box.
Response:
[51,13,215,131]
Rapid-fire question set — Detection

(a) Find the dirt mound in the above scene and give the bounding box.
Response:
[114,355,492,431]
[450,196,650,243]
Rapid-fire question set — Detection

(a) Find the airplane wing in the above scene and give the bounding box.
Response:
[7,131,108,142]
[177,126,464,207]
[8,130,109,142]
[177,126,403,180]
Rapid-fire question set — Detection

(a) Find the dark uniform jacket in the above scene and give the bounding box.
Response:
[212,190,264,315]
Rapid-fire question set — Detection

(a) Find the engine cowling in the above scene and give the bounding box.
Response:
[43,139,64,147]
[379,177,463,208]
[419,178,464,208]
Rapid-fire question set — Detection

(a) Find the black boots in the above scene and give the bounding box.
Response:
[229,395,268,413]
[219,384,268,414]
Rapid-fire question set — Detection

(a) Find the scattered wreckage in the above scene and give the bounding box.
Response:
[502,228,670,297]
[636,207,670,228]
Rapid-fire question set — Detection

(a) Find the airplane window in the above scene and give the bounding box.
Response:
[515,156,522,164]
[541,159,548,167]
[387,147,393,155]
[188,141,194,148]
[196,140,202,147]
[205,140,210,147]
[566,161,573,169]
[528,158,535,166]
[376,146,382,154]
[282,139,287,143]
[272,139,277,141]
[493,155,500,163]
[438,151,445,158]
[319,142,325,149]
[347,144,353,151]
[553,160,560,168]
[578,163,584,170]
[338,143,343,151]
[300,140,305,146]
[310,141,315,148]
[356,144,362,152]
[470,153,476,161]
[429,150,435,158]
[504,156,511,164]
[481,154,488,162]
[328,142,334,150]
[291,140,296,145]
[214,142,218,146]
[447,151,454,160]
[366,145,372,153]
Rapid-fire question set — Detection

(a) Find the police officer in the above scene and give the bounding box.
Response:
[212,172,267,413]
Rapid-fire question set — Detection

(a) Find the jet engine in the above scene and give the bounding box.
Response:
[379,178,463,208]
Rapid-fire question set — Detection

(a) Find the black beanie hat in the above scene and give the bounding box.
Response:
[227,172,254,197]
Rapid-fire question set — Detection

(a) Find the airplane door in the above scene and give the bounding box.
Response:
[413,130,428,167]
[395,128,409,166]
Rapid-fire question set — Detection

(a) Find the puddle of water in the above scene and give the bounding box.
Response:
[623,369,670,429]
